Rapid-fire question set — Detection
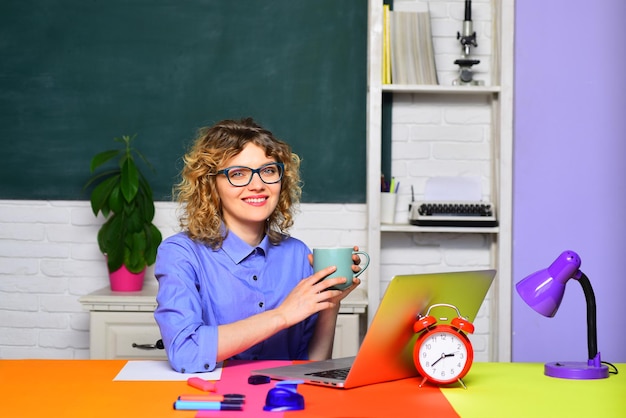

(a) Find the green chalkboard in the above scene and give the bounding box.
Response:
[0,0,367,202]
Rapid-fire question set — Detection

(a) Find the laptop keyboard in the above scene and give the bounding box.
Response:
[305,367,351,380]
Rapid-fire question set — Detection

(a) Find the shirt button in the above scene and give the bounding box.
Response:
[259,302,264,308]
[253,275,258,281]
[204,364,210,370]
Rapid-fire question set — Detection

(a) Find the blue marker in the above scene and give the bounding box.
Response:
[173,400,243,411]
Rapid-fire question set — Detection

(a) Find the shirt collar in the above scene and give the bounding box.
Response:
[221,227,270,264]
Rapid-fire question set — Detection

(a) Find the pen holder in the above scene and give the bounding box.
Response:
[380,192,397,224]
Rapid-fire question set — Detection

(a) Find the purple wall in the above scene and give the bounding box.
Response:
[513,0,626,362]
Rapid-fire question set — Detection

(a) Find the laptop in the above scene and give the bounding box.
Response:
[252,269,496,389]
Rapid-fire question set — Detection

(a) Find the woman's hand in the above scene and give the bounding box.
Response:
[303,245,364,360]
[275,266,349,328]
[351,245,362,274]
[305,245,363,306]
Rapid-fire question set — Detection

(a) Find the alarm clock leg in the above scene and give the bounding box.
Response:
[457,378,467,389]
[418,376,429,388]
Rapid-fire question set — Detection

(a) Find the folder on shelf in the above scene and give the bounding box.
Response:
[388,8,438,85]
[383,4,391,84]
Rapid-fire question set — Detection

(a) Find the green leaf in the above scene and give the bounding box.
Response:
[83,168,120,191]
[135,148,155,173]
[144,224,162,265]
[108,184,123,214]
[90,150,120,172]
[90,175,119,216]
[114,135,128,145]
[124,231,146,273]
[139,174,155,202]
[136,188,156,221]
[126,205,143,233]
[98,216,124,272]
[121,158,139,202]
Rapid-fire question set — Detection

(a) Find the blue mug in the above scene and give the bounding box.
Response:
[312,247,370,290]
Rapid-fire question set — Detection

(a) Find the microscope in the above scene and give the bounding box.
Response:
[453,0,483,86]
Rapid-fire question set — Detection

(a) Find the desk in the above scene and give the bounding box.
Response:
[79,286,368,359]
[0,360,624,417]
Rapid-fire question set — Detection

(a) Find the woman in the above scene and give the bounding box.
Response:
[154,118,361,373]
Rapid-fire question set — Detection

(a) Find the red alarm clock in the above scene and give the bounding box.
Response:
[413,303,475,388]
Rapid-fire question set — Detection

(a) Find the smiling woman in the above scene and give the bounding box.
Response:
[215,144,285,243]
[153,118,364,374]
[175,118,302,249]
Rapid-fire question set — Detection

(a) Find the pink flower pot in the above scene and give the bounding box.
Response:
[109,265,146,292]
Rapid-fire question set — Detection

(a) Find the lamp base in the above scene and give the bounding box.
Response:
[544,361,609,379]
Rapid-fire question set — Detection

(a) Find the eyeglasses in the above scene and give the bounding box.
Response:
[216,162,284,187]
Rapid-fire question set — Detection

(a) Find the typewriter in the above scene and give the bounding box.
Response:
[409,201,498,227]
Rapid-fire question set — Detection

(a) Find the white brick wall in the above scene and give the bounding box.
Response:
[0,200,369,359]
[0,199,492,361]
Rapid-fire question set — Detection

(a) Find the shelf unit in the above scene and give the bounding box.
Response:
[365,0,514,361]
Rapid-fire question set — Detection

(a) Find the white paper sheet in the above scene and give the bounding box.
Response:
[424,176,483,201]
[113,360,223,381]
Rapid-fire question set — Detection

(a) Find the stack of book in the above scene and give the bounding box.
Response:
[383,5,438,85]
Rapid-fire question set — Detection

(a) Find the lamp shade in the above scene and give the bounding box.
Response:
[515,250,581,317]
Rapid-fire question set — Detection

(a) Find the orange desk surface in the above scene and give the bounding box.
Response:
[0,359,624,418]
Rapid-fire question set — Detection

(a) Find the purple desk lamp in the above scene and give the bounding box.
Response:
[515,250,609,379]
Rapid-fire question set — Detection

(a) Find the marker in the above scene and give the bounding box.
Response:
[173,400,243,411]
[178,393,245,403]
[187,377,217,392]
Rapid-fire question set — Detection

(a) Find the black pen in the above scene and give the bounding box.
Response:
[178,393,245,403]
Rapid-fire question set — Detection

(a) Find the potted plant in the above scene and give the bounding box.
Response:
[85,134,162,291]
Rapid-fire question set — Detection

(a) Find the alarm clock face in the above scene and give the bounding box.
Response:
[415,329,472,384]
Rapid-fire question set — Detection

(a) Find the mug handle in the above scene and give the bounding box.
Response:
[352,251,370,278]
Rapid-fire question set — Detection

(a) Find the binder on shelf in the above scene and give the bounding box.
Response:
[385,8,438,86]
[382,4,391,84]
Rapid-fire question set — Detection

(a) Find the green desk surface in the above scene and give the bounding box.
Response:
[442,362,625,418]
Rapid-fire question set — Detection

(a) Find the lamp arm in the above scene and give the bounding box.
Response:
[577,272,598,360]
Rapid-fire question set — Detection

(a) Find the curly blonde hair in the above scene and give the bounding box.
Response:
[175,118,302,248]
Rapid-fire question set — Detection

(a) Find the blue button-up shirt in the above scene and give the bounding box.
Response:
[154,231,316,373]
